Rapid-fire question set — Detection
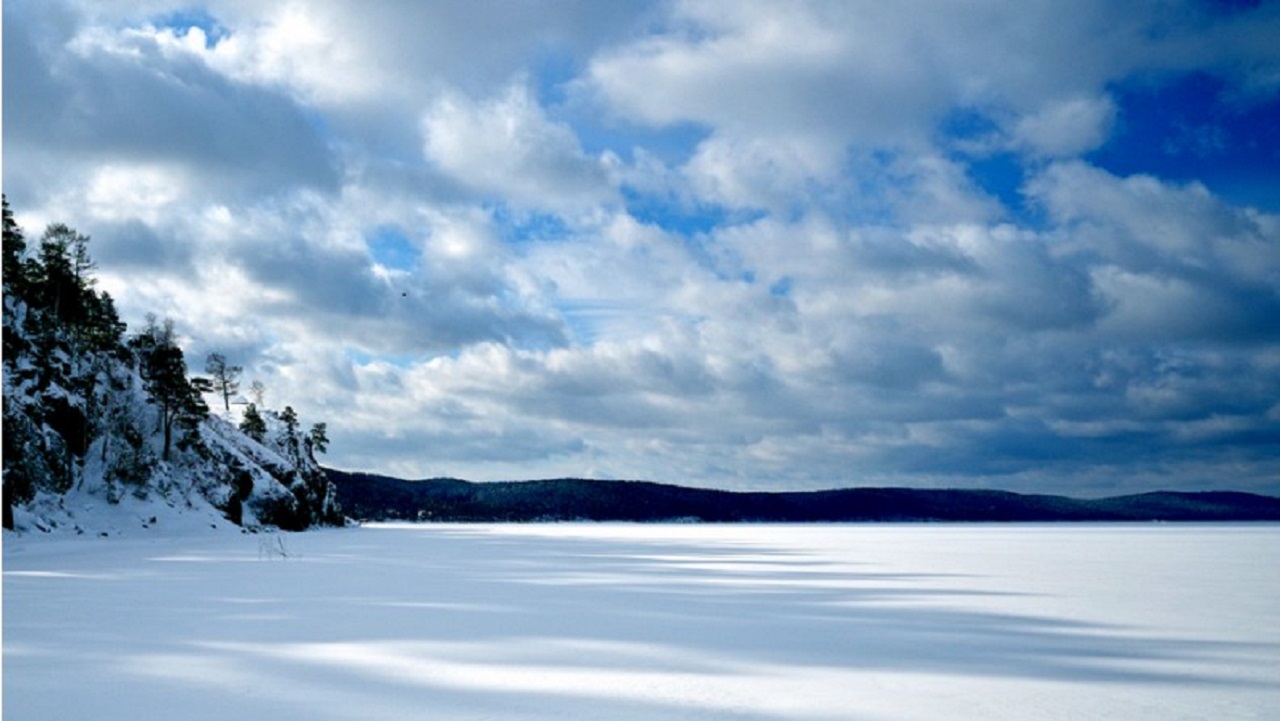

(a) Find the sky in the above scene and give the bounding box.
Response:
[4,0,1278,496]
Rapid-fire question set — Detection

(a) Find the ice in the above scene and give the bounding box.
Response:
[4,523,1278,720]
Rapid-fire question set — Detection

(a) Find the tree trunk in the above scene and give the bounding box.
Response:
[162,406,174,461]
[3,483,14,530]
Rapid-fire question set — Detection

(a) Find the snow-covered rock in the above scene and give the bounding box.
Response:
[3,207,342,535]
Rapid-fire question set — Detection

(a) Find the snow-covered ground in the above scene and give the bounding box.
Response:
[4,523,1278,720]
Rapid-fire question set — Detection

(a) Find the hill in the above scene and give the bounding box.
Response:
[327,470,1280,523]
[3,199,342,535]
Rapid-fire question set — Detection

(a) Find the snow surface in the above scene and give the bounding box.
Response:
[4,523,1278,720]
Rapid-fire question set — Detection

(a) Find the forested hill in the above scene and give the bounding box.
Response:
[2,197,342,534]
[328,470,1280,523]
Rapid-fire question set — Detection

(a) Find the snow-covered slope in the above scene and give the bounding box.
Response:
[6,411,343,537]
[3,204,342,535]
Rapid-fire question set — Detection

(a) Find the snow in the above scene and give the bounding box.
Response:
[8,487,236,539]
[4,523,1278,720]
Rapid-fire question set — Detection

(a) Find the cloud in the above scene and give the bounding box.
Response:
[583,1,1152,145]
[584,1,943,146]
[5,0,1278,495]
[681,132,843,214]
[72,0,646,106]
[190,198,570,357]
[1010,94,1117,157]
[421,83,613,212]
[91,217,197,272]
[1027,161,1280,343]
[6,4,338,199]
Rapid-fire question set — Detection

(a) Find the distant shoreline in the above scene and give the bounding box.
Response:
[326,470,1280,524]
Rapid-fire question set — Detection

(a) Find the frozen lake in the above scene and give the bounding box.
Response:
[4,523,1279,720]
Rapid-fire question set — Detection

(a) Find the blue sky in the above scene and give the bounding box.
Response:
[4,0,1278,495]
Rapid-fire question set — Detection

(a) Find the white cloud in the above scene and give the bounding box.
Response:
[683,132,842,213]
[5,0,1278,494]
[1028,161,1278,270]
[584,1,1152,148]
[1027,161,1280,344]
[83,163,190,224]
[1010,94,1117,157]
[883,155,1006,224]
[421,83,613,212]
[585,1,942,146]
[77,0,634,109]
[195,3,375,106]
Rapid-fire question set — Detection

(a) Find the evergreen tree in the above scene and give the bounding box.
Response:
[240,403,267,443]
[205,352,243,413]
[142,344,188,461]
[36,224,90,326]
[308,422,329,454]
[280,405,299,435]
[279,405,300,462]
[3,196,31,360]
[2,195,28,301]
[82,291,126,353]
[174,382,210,455]
[131,320,207,461]
[26,223,122,356]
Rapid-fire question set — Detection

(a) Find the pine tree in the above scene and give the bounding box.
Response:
[280,405,299,435]
[174,383,209,455]
[2,196,28,302]
[143,344,188,461]
[36,224,91,327]
[3,196,31,361]
[279,405,300,462]
[308,422,329,454]
[240,403,267,443]
[131,320,207,461]
[205,352,243,413]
